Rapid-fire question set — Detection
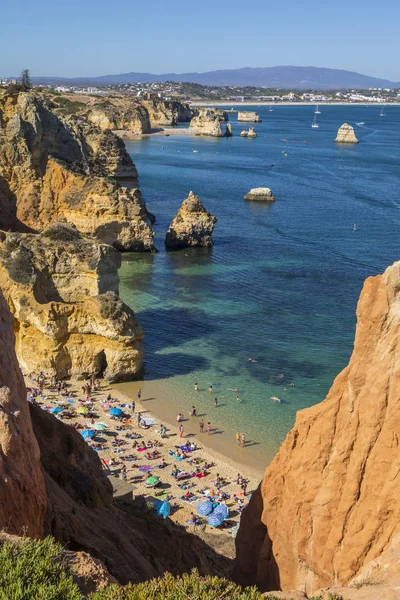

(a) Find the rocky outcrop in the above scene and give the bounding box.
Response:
[335,123,359,143]
[86,97,151,133]
[0,225,144,381]
[224,123,233,137]
[237,111,262,123]
[189,108,225,137]
[0,91,154,251]
[235,262,400,594]
[143,98,193,126]
[0,289,47,537]
[240,126,257,138]
[165,191,217,249]
[244,188,275,201]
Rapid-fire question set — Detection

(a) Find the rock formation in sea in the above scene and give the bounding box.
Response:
[244,187,275,201]
[0,90,154,251]
[224,123,233,137]
[0,224,144,381]
[240,126,257,138]
[0,288,47,537]
[85,97,151,133]
[237,111,262,123]
[143,98,193,126]
[0,292,230,583]
[165,191,217,249]
[334,123,359,143]
[234,261,400,595]
[189,108,225,137]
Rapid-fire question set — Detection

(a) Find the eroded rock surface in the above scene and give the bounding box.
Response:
[165,191,217,249]
[237,111,262,122]
[144,98,193,126]
[86,97,151,133]
[240,126,257,138]
[0,225,144,381]
[335,123,359,143]
[189,108,225,137]
[244,187,275,201]
[235,262,400,594]
[0,91,154,251]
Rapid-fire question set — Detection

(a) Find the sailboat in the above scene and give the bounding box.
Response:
[269,105,273,112]
[312,115,319,128]
[314,104,321,114]
[380,105,385,117]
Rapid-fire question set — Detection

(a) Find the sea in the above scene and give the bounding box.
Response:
[116,104,400,470]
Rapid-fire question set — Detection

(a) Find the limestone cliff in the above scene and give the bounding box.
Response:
[335,123,359,143]
[85,97,151,134]
[165,192,217,249]
[0,225,144,381]
[235,262,400,594]
[237,111,262,123]
[0,289,47,537]
[189,108,225,137]
[143,98,193,126]
[0,91,154,251]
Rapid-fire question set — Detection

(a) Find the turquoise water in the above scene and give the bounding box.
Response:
[118,105,400,464]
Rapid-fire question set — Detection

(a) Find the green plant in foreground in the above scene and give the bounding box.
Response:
[0,537,81,600]
[90,569,264,600]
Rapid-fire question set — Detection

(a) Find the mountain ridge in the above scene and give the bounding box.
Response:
[24,65,399,89]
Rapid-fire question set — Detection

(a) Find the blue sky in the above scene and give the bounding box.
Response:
[1,0,399,80]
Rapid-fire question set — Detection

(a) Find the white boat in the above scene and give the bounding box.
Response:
[356,122,365,126]
[312,115,319,128]
[269,105,273,112]
[380,106,385,117]
[314,104,321,114]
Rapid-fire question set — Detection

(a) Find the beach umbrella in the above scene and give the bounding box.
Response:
[145,475,159,486]
[213,503,229,520]
[157,501,171,519]
[207,512,225,528]
[92,422,108,431]
[196,499,213,516]
[77,406,89,415]
[81,429,96,439]
[50,406,63,414]
[109,407,123,417]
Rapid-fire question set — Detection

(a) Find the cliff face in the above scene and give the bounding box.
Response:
[0,289,47,537]
[143,98,193,126]
[235,262,400,594]
[335,123,359,143]
[165,191,217,249]
[0,91,154,251]
[86,98,151,134]
[237,111,262,122]
[0,225,144,381]
[189,108,225,137]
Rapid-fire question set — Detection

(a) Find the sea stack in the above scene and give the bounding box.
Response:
[165,191,217,249]
[237,111,262,123]
[189,108,224,137]
[335,123,359,143]
[244,188,275,201]
[240,126,257,138]
[224,123,233,137]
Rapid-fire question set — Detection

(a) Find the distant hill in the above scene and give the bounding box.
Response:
[30,66,398,90]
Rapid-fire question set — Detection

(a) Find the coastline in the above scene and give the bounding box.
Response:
[193,101,400,106]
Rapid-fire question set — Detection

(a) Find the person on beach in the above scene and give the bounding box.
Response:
[214,397,218,408]
[179,424,184,438]
[177,413,183,422]
[208,385,213,393]
[236,432,240,445]
[199,419,204,433]
[131,400,135,413]
[207,422,211,435]
[190,406,197,417]
[137,388,141,401]
[194,383,198,391]
[236,395,241,402]
[241,432,246,447]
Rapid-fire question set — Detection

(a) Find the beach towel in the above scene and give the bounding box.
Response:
[139,465,154,472]
[137,447,147,452]
[180,446,195,453]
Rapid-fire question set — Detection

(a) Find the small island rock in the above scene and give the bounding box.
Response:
[189,108,224,137]
[165,191,217,249]
[224,123,233,137]
[241,126,257,138]
[335,123,359,143]
[244,187,275,202]
[237,111,262,123]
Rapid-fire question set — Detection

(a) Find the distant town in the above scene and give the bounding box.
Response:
[1,77,399,104]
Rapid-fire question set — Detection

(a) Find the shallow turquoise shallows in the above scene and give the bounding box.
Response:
[119,104,400,464]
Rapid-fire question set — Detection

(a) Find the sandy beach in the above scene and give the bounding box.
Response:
[25,374,262,550]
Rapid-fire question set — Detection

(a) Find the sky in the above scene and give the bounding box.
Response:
[1,0,400,81]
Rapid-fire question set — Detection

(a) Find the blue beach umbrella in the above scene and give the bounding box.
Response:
[207,512,225,528]
[197,499,213,516]
[50,406,63,414]
[109,407,123,417]
[213,503,229,520]
[81,429,96,439]
[157,501,171,519]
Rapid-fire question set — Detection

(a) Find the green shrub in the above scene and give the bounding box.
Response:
[2,248,35,285]
[90,569,263,600]
[42,224,82,243]
[98,292,126,322]
[52,95,85,115]
[0,537,81,600]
